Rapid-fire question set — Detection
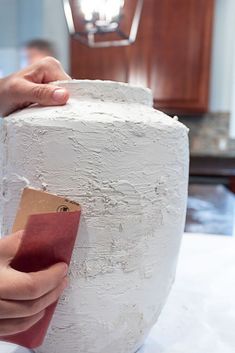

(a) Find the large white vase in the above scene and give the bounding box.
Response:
[0,81,189,353]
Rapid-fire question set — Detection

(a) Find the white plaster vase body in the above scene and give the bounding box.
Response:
[0,81,189,353]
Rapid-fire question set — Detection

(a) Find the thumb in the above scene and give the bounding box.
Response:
[0,231,24,266]
[20,80,69,107]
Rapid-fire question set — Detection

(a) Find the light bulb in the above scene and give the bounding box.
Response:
[79,0,125,23]
[79,0,94,21]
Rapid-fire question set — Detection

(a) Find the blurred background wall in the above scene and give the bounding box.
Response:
[177,0,235,157]
[182,0,235,155]
[42,0,69,72]
[0,0,69,75]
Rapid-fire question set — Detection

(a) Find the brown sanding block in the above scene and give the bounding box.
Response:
[0,188,81,349]
[12,187,81,232]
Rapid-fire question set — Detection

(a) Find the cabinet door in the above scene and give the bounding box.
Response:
[71,0,214,114]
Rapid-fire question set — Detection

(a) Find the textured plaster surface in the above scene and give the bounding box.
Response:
[0,81,189,353]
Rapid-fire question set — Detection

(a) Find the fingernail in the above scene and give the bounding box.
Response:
[52,88,67,102]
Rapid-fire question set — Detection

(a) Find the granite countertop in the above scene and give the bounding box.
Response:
[1,233,235,353]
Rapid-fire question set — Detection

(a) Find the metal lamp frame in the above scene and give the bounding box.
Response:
[63,0,144,47]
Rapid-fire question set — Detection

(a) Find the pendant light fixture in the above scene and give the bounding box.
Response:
[63,0,144,47]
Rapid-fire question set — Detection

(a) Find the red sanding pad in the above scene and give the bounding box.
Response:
[0,211,81,349]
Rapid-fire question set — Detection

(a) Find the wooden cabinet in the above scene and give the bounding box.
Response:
[71,0,214,115]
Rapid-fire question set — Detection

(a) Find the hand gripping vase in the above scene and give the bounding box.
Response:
[0,81,189,353]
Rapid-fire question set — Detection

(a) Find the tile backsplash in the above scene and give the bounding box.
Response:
[179,113,235,157]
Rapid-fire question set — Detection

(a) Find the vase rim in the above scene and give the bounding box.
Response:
[52,79,153,106]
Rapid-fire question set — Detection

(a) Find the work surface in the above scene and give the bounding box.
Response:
[1,233,234,353]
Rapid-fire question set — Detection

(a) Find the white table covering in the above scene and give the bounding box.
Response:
[1,233,235,353]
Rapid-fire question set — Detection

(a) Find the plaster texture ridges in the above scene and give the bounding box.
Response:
[0,80,189,353]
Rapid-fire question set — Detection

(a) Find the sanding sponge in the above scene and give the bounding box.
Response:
[0,188,81,348]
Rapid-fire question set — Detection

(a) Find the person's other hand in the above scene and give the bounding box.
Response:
[0,230,68,336]
[0,56,71,117]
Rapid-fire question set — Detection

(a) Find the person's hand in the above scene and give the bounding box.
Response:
[0,230,68,336]
[0,56,71,117]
